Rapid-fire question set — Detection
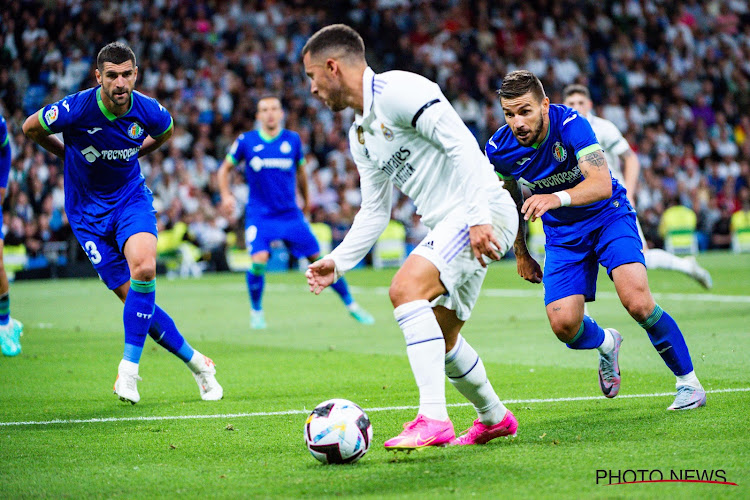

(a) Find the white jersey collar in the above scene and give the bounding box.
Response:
[354,66,376,127]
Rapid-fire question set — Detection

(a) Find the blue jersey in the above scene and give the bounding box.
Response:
[486,104,632,242]
[39,87,173,224]
[0,115,10,188]
[226,129,304,218]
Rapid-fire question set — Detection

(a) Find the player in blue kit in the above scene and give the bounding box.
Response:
[0,114,24,357]
[218,96,374,329]
[22,42,222,404]
[486,71,706,410]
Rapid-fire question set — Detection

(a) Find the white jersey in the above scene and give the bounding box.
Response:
[328,67,513,274]
[586,113,631,185]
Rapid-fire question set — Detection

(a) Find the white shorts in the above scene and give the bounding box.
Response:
[635,214,647,248]
[411,199,518,321]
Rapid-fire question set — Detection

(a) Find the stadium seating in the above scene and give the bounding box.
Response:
[527,217,546,260]
[372,220,406,269]
[156,222,202,278]
[659,206,699,255]
[310,222,333,256]
[3,245,28,281]
[730,209,750,253]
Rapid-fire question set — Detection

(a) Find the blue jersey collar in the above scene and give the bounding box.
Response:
[96,87,134,121]
[258,128,283,143]
[531,119,551,149]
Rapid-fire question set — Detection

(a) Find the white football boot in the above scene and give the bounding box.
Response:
[114,360,141,404]
[188,351,223,401]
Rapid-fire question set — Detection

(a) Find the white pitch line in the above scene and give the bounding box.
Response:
[252,283,750,304]
[1,387,748,428]
[356,286,750,304]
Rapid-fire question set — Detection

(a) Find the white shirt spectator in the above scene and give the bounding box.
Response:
[552,57,580,85]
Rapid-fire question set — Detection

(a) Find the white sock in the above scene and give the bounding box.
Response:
[676,370,703,390]
[645,249,693,274]
[118,359,139,374]
[394,300,448,421]
[597,329,615,354]
[445,335,507,426]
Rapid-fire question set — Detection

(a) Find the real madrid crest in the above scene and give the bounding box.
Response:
[552,141,567,162]
[381,123,394,141]
[357,125,365,145]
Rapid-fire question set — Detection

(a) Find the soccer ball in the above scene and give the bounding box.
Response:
[304,398,373,464]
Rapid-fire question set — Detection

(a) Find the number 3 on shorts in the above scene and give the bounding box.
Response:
[84,240,102,264]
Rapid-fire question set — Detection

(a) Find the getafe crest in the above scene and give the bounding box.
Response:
[381,123,394,141]
[128,121,144,139]
[552,141,567,162]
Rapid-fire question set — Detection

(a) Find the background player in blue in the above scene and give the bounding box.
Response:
[0,115,24,357]
[22,42,222,404]
[217,96,374,329]
[486,70,706,410]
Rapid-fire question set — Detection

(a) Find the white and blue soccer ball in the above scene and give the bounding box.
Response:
[304,398,373,464]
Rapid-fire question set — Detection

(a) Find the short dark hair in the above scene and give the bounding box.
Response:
[497,70,546,102]
[97,42,136,72]
[301,24,365,63]
[563,84,591,100]
[257,95,282,107]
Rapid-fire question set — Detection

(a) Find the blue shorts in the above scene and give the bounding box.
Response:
[70,189,157,290]
[245,211,320,258]
[543,212,645,305]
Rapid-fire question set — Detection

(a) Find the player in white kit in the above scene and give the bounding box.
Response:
[563,85,712,289]
[302,24,519,449]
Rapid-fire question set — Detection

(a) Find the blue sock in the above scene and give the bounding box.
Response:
[331,277,354,306]
[639,304,693,376]
[566,315,605,350]
[0,292,9,326]
[148,304,194,362]
[123,278,156,364]
[246,262,266,312]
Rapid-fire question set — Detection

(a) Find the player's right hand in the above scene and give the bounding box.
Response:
[469,224,502,268]
[219,195,236,218]
[306,258,336,295]
[516,252,543,283]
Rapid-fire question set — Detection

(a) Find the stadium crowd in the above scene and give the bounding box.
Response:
[1,0,749,270]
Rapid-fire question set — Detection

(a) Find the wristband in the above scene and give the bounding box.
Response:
[553,190,571,207]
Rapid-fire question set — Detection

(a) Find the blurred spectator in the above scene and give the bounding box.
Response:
[1,0,749,275]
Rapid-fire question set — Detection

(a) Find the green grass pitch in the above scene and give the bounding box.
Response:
[1,252,749,498]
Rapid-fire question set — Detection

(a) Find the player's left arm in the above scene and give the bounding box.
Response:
[522,114,612,221]
[0,121,11,200]
[296,165,310,216]
[428,109,502,265]
[294,135,310,215]
[605,121,639,205]
[620,148,639,205]
[139,99,174,157]
[386,77,500,265]
[521,149,612,221]
[139,125,173,157]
